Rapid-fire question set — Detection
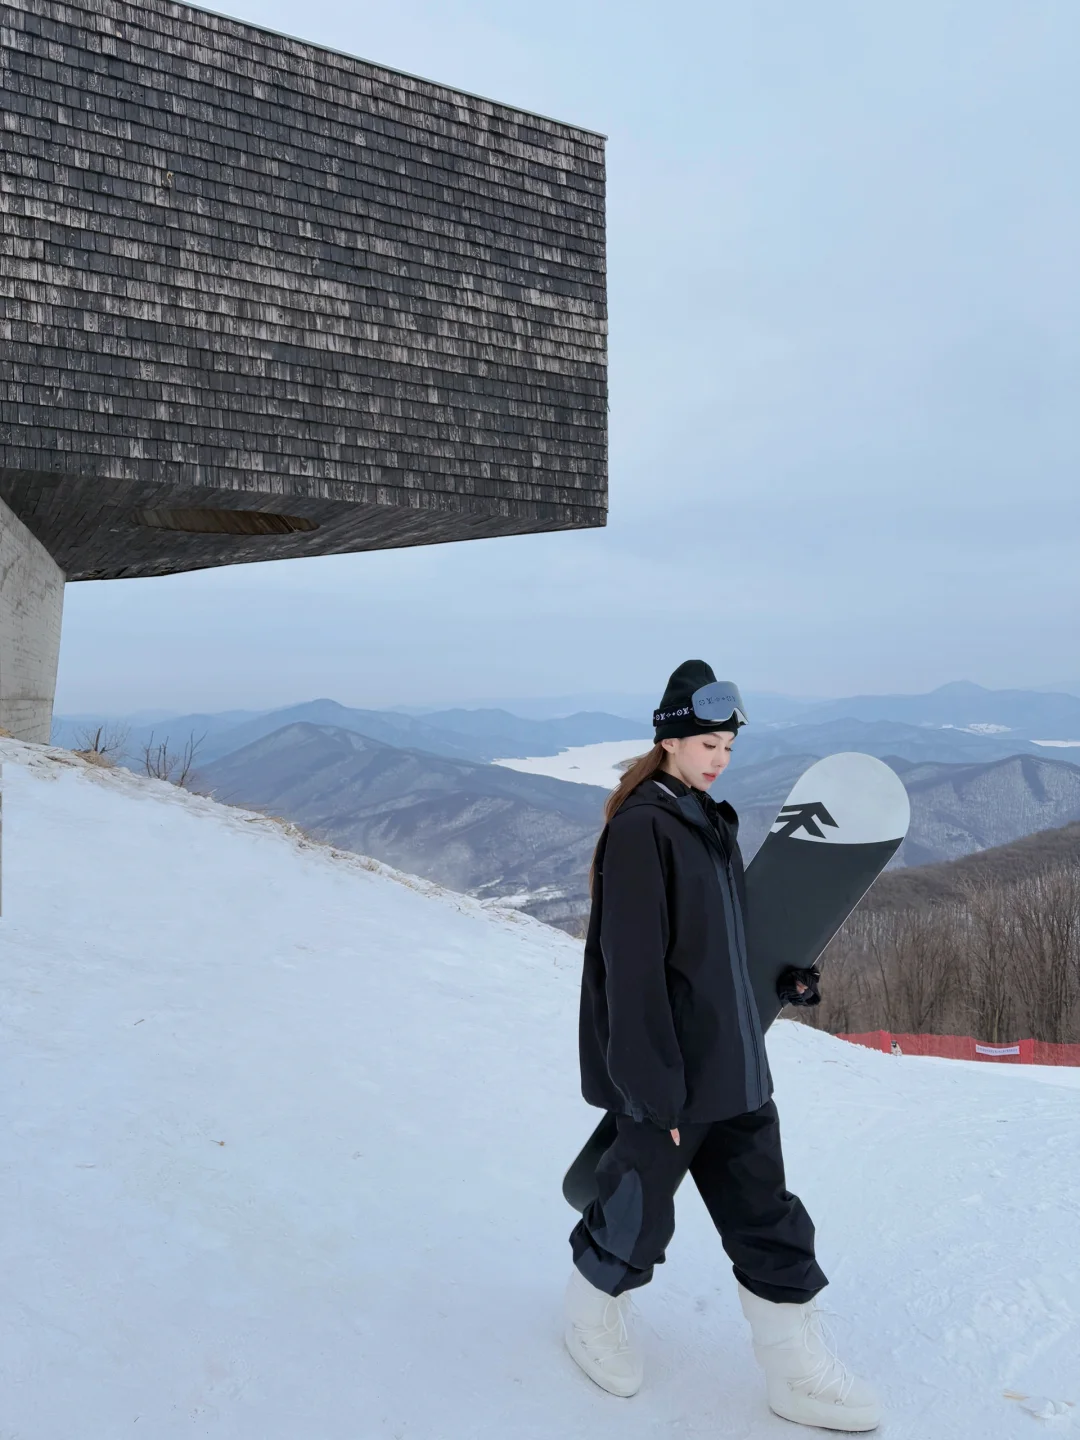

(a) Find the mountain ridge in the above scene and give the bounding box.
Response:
[790,681,1080,735]
[194,722,611,931]
[860,816,1080,911]
[52,701,651,769]
[193,721,1080,934]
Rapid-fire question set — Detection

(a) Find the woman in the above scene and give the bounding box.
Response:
[563,660,881,1433]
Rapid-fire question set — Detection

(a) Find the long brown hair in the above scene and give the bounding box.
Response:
[588,743,668,896]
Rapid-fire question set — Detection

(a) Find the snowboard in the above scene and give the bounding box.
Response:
[562,752,911,1211]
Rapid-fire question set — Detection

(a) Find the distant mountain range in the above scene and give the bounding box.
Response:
[193,723,611,932]
[55,681,1080,778]
[191,720,1080,935]
[785,680,1080,737]
[53,681,1080,936]
[387,680,1080,735]
[733,718,1046,768]
[890,754,1080,866]
[391,691,819,725]
[53,700,651,768]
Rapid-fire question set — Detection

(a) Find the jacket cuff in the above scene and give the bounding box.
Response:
[628,1100,681,1130]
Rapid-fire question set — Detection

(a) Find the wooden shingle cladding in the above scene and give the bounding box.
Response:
[0,0,607,580]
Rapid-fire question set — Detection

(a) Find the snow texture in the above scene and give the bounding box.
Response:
[494,737,647,787]
[0,736,1076,1438]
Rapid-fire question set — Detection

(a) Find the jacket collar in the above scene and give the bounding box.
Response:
[633,772,740,844]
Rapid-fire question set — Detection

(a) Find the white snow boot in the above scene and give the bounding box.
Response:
[563,1266,643,1397]
[738,1284,882,1432]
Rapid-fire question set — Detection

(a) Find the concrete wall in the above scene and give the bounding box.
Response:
[0,496,65,743]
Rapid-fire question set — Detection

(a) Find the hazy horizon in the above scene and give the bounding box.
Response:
[52,676,1080,729]
[54,0,1080,716]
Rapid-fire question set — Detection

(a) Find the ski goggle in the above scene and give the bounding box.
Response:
[653,680,748,730]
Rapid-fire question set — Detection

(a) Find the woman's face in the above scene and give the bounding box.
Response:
[661,731,736,791]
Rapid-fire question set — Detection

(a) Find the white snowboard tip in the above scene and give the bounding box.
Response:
[769,752,911,845]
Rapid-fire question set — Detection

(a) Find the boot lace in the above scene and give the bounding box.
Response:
[792,1306,856,1404]
[575,1295,634,1358]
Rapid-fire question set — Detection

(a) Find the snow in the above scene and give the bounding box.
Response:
[1,735,1077,1438]
[940,723,1015,735]
[493,737,647,787]
[1032,739,1080,748]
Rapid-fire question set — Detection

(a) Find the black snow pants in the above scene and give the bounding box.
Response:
[569,1098,827,1304]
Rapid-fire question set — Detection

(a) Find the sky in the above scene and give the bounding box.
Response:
[55,0,1080,715]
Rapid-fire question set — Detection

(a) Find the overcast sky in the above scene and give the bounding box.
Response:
[56,0,1079,715]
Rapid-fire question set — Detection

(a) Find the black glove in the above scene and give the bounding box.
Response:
[777,965,822,1007]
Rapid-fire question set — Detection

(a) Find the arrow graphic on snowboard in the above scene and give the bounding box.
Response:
[771,801,838,840]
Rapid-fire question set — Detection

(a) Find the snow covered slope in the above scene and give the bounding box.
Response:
[494,736,647,787]
[0,737,1076,1438]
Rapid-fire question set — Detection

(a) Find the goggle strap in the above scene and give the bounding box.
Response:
[652,705,746,727]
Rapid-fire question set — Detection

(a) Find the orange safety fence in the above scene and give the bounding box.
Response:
[837,1030,1080,1066]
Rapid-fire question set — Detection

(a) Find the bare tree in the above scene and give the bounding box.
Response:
[859,909,904,1034]
[141,729,206,789]
[796,856,1080,1047]
[964,880,1019,1044]
[1010,868,1080,1045]
[73,721,131,765]
[800,932,867,1034]
[890,905,960,1033]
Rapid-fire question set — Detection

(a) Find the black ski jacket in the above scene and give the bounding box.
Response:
[578,774,772,1129]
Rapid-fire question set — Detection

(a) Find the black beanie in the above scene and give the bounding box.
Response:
[653,659,743,741]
